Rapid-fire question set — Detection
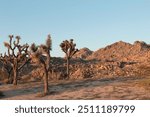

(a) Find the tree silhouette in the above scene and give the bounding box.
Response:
[1,35,29,85]
[30,34,52,95]
[60,39,78,79]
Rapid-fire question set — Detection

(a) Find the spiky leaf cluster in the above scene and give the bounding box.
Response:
[30,34,52,64]
[46,34,52,50]
[3,35,29,60]
[30,43,38,53]
[60,39,78,59]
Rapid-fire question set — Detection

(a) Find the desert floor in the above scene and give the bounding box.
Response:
[0,77,150,100]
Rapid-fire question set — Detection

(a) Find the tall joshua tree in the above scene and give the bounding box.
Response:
[2,35,29,85]
[60,39,78,79]
[30,34,52,95]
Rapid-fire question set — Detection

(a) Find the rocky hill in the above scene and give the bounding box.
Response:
[76,41,150,62]
[1,40,150,82]
[67,41,150,79]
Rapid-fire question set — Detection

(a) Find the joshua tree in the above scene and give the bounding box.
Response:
[30,34,52,95]
[60,39,78,79]
[2,35,29,85]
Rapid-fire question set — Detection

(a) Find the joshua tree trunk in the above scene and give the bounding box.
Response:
[13,61,18,85]
[8,72,11,83]
[7,68,13,84]
[66,58,69,79]
[43,65,49,94]
[13,68,18,85]
[46,50,51,71]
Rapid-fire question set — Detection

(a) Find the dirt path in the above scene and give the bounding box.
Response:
[0,77,150,100]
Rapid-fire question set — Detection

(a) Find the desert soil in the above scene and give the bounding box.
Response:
[0,77,150,100]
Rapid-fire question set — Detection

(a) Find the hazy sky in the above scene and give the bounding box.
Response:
[0,0,150,56]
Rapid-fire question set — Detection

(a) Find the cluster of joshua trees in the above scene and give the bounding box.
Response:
[0,34,78,95]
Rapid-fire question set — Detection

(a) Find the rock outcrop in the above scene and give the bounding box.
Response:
[73,47,93,59]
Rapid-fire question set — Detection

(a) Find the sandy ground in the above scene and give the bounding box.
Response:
[0,77,150,100]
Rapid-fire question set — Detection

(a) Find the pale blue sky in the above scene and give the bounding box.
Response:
[0,0,150,56]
